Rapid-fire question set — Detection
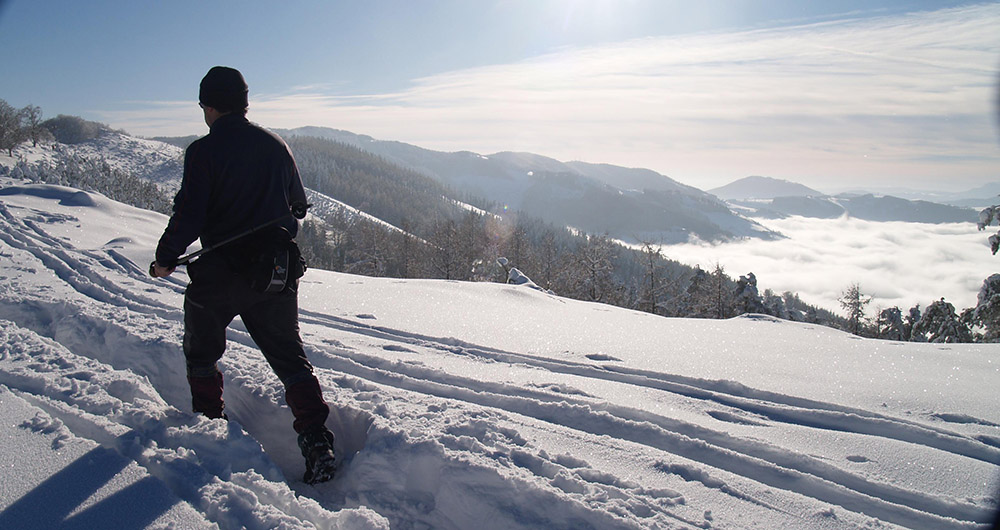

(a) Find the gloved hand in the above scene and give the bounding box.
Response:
[149,261,176,278]
[291,202,311,220]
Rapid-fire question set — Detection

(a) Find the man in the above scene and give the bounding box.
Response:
[151,66,337,484]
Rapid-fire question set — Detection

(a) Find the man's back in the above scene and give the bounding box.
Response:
[158,114,306,266]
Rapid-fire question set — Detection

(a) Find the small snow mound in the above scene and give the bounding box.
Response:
[103,236,136,247]
[737,313,783,323]
[586,353,622,362]
[0,184,107,210]
[61,190,99,207]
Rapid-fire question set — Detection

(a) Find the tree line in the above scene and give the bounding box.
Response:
[0,99,50,155]
[1,98,126,154]
[838,279,1000,344]
[832,198,1000,343]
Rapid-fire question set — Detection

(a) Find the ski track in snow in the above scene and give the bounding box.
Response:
[0,185,997,529]
[294,311,994,529]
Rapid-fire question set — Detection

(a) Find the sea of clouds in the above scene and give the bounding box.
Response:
[662,215,998,316]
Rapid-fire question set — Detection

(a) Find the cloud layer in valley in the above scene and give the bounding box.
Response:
[662,215,997,317]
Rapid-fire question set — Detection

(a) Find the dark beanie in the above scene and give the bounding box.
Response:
[199,66,248,113]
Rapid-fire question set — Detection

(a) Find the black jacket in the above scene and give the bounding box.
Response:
[156,114,307,267]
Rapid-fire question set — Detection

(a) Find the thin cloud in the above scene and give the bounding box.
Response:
[100,4,1000,190]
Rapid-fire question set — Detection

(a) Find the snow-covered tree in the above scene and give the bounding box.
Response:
[567,234,616,303]
[904,305,922,341]
[970,273,1000,342]
[762,289,789,319]
[734,272,765,315]
[911,298,972,343]
[977,205,1000,255]
[876,307,905,341]
[708,264,736,319]
[839,283,871,336]
[680,263,735,319]
[21,104,50,147]
[0,99,27,156]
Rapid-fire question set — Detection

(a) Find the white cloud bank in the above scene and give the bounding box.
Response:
[662,215,997,316]
[105,3,1000,192]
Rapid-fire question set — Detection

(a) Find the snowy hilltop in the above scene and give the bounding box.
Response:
[0,180,998,529]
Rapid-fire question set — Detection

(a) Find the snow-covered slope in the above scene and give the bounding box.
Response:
[1,131,184,193]
[0,181,998,529]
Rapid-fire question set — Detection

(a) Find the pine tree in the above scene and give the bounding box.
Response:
[877,307,906,341]
[708,263,735,319]
[970,274,1000,342]
[734,272,765,315]
[839,283,871,336]
[904,305,921,341]
[912,298,972,343]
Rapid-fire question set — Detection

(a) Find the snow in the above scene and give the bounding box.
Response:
[0,181,998,529]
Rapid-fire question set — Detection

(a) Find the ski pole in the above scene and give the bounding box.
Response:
[174,214,289,265]
[150,202,310,275]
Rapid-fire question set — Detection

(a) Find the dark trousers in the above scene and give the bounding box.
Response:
[183,253,329,433]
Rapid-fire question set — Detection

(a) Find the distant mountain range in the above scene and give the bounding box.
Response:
[838,182,1000,209]
[278,130,984,230]
[278,127,777,243]
[715,176,978,224]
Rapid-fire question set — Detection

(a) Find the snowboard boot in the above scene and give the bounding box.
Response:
[298,426,336,484]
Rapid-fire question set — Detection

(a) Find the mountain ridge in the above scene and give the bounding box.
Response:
[709,175,823,200]
[278,126,776,243]
[709,175,979,224]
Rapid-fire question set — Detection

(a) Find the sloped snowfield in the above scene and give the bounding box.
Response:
[0,181,997,529]
[3,134,184,192]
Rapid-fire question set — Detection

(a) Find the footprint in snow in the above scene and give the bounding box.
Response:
[931,412,1000,427]
[706,410,768,427]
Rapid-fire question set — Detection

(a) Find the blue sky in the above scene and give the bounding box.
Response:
[1,0,998,191]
